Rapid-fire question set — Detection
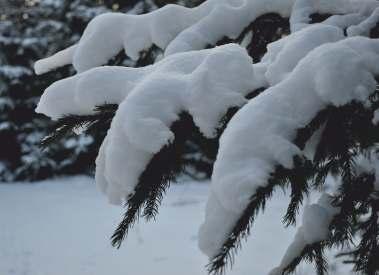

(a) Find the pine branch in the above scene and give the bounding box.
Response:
[111,112,196,248]
[40,103,118,148]
[207,159,312,274]
[112,106,242,248]
[354,209,379,274]
[331,172,376,247]
[243,13,290,62]
[207,178,278,275]
[294,107,331,151]
[208,97,379,275]
[283,175,309,227]
[282,242,329,275]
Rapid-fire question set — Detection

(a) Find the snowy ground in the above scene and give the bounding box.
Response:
[0,176,351,275]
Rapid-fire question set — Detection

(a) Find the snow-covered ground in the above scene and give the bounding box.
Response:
[0,176,350,275]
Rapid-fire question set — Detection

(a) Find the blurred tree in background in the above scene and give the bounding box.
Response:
[0,0,206,181]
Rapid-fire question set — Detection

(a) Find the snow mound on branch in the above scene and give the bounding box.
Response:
[35,25,349,207]
[36,44,264,121]
[347,7,379,37]
[34,45,77,75]
[270,151,379,274]
[34,0,295,74]
[269,194,339,275]
[198,37,379,259]
[34,0,379,75]
[262,24,344,85]
[90,44,261,204]
[36,66,148,119]
[290,0,379,32]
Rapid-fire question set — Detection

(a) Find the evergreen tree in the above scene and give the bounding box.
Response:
[34,0,379,274]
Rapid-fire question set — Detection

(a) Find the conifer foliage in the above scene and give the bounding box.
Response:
[36,0,379,274]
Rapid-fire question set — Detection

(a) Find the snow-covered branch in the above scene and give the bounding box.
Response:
[199,37,379,273]
[35,0,296,74]
[269,193,339,275]
[34,0,379,274]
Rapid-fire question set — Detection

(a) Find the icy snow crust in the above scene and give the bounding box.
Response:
[35,0,379,273]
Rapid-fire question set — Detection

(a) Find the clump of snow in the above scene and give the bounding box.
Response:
[34,0,379,74]
[36,65,148,119]
[34,0,295,74]
[94,44,261,204]
[198,37,379,259]
[270,148,379,274]
[34,45,77,75]
[347,7,379,37]
[37,42,270,205]
[269,193,339,275]
[322,13,366,30]
[289,0,379,32]
[262,24,344,85]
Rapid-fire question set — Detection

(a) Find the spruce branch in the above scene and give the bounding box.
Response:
[282,242,329,275]
[40,103,118,148]
[111,112,196,248]
[207,157,312,274]
[208,94,379,275]
[112,107,240,248]
[207,178,278,275]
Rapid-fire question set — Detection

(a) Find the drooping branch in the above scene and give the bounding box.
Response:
[111,106,242,248]
[40,103,118,148]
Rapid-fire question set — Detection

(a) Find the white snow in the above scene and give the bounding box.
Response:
[36,65,148,119]
[94,44,259,205]
[262,24,344,86]
[289,0,379,32]
[33,0,379,74]
[34,0,295,74]
[33,0,379,273]
[0,177,351,275]
[269,193,340,275]
[37,44,262,205]
[347,7,379,37]
[199,37,379,260]
[34,45,77,75]
[0,65,32,78]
